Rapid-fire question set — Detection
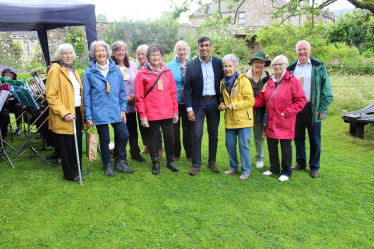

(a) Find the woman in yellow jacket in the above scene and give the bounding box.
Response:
[46,43,87,182]
[218,54,255,180]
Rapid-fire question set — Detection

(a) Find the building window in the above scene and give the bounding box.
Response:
[239,12,245,25]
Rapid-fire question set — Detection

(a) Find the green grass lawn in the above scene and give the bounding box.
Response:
[1,74,374,248]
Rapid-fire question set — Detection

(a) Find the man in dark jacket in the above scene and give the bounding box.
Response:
[287,40,333,178]
[184,36,224,175]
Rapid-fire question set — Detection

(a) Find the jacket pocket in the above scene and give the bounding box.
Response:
[247,111,252,121]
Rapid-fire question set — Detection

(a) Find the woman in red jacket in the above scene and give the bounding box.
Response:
[254,54,306,182]
[135,44,179,175]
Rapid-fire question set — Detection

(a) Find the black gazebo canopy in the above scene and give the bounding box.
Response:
[0,0,97,65]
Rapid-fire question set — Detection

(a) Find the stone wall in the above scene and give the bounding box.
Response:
[0,21,111,68]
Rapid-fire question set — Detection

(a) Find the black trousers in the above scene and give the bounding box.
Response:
[124,112,141,158]
[8,99,23,127]
[148,119,173,159]
[137,113,162,150]
[173,104,192,158]
[56,107,82,181]
[267,137,292,177]
[0,110,10,139]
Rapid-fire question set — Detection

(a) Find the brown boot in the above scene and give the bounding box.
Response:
[140,146,149,154]
[158,147,163,159]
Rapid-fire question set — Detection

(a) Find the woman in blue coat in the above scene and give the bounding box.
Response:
[166,41,192,161]
[83,41,132,177]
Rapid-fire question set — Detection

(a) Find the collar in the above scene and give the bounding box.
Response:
[57,60,75,72]
[271,70,287,82]
[247,68,267,80]
[198,56,212,64]
[297,58,311,67]
[95,60,109,71]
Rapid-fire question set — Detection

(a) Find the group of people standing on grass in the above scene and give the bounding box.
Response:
[43,36,333,183]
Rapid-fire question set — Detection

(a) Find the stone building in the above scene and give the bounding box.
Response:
[187,0,337,54]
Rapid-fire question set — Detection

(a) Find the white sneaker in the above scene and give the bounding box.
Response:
[224,169,237,175]
[263,170,273,176]
[256,161,264,168]
[278,175,290,182]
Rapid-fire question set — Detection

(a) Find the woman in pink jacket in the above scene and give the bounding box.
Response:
[254,54,306,182]
[135,44,179,175]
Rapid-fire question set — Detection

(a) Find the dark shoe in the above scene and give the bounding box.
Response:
[35,134,43,139]
[209,164,220,173]
[131,155,146,162]
[52,158,62,167]
[46,152,59,160]
[81,171,89,175]
[104,163,115,177]
[291,164,306,171]
[114,160,134,174]
[167,160,180,172]
[152,161,160,175]
[310,170,320,178]
[189,167,199,175]
[15,128,21,136]
[73,176,85,181]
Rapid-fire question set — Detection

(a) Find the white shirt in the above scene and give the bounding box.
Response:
[293,58,312,102]
[68,70,81,107]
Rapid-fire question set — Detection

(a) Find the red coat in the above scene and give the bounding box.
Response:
[254,70,306,139]
[135,66,178,121]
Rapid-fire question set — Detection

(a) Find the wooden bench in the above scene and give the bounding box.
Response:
[341,104,374,139]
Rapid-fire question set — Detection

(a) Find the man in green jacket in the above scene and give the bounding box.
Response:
[287,40,333,178]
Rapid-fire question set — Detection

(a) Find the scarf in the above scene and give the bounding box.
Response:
[223,71,238,95]
[57,61,75,72]
[146,61,166,76]
[96,60,109,71]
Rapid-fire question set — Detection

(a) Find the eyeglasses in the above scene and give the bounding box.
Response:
[150,53,161,57]
[272,63,285,67]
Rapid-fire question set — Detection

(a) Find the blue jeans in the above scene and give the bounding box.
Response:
[294,104,322,171]
[191,98,220,167]
[225,127,252,174]
[96,121,129,164]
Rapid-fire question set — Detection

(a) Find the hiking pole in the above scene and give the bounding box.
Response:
[73,116,83,185]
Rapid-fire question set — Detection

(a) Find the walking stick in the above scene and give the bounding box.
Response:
[73,116,83,185]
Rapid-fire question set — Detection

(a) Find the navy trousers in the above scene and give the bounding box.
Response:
[294,104,322,171]
[191,97,220,168]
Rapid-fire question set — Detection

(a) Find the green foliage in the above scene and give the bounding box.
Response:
[96,14,107,21]
[64,27,89,69]
[28,44,45,71]
[327,9,372,51]
[12,40,23,58]
[256,21,328,62]
[104,14,179,56]
[185,10,250,63]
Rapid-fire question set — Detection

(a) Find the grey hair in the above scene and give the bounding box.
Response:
[271,54,289,66]
[174,40,190,54]
[222,54,239,67]
[52,43,76,61]
[89,41,111,58]
[295,40,311,51]
[137,44,149,53]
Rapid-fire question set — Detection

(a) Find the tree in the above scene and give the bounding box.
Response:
[171,0,374,26]
[96,14,107,21]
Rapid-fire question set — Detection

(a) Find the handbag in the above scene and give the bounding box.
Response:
[86,132,98,161]
[263,79,285,127]
[144,71,163,99]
